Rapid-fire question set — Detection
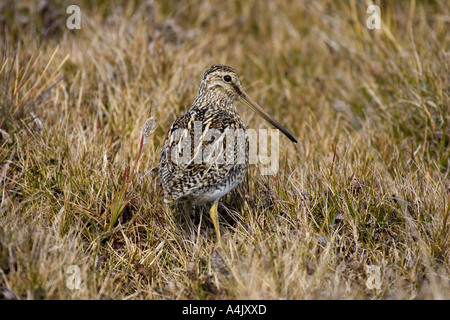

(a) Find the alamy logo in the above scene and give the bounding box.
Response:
[366,265,381,290]
[66,5,81,30]
[66,265,81,290]
[168,123,280,175]
[366,5,381,30]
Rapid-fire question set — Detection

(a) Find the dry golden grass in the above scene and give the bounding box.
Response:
[0,0,449,299]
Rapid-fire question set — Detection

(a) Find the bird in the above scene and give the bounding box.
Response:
[159,64,297,241]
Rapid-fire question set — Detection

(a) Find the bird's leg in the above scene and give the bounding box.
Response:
[209,199,221,242]
[184,201,194,232]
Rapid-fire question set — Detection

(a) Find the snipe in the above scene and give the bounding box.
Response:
[159,64,297,241]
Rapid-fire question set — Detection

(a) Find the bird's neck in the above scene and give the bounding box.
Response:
[190,89,238,114]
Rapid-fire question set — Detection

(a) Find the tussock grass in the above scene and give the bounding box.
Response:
[0,0,449,299]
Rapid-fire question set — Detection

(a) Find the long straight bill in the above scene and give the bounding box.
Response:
[239,92,297,143]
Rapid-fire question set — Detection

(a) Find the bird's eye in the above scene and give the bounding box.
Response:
[223,75,232,82]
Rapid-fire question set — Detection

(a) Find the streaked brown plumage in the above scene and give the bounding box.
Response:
[159,64,296,241]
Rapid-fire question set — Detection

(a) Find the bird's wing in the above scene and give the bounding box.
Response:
[159,108,247,202]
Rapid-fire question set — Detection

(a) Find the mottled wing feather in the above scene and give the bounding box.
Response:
[159,107,248,203]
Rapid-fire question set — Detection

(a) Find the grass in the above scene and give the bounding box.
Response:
[0,0,449,299]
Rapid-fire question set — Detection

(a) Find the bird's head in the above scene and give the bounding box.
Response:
[198,64,297,143]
